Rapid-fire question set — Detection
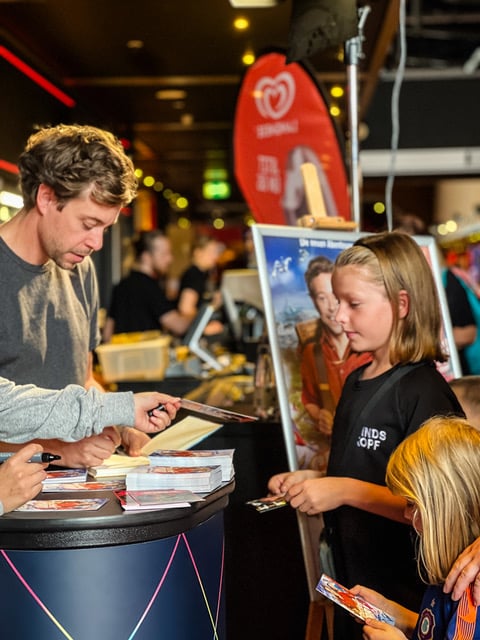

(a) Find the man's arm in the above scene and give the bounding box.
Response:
[0,354,121,465]
[83,351,152,456]
[177,288,199,318]
[5,353,121,467]
[160,309,193,336]
[102,317,115,343]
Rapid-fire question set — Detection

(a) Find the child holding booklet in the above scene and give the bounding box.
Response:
[353,416,480,639]
[268,232,464,638]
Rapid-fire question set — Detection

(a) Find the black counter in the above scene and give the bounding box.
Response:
[0,481,233,639]
[0,482,233,549]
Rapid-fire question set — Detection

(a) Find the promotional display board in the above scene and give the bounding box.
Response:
[252,224,460,474]
[234,52,351,226]
[252,223,460,604]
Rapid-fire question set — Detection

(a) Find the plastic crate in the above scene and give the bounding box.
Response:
[96,335,171,382]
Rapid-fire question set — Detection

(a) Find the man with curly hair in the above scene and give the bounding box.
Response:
[0,123,147,468]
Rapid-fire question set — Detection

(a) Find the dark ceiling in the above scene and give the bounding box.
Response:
[1,0,479,216]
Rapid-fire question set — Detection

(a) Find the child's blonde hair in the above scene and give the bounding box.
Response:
[334,231,447,364]
[386,416,480,584]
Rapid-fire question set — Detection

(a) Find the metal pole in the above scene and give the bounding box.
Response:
[344,6,371,230]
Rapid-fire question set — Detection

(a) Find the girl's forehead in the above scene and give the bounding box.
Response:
[333,264,372,280]
[332,264,387,295]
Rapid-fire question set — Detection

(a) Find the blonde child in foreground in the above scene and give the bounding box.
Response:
[442,376,480,605]
[353,416,480,639]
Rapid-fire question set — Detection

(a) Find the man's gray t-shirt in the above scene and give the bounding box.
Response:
[0,237,100,388]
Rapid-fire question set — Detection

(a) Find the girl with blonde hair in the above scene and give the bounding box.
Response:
[354,416,480,639]
[268,231,464,638]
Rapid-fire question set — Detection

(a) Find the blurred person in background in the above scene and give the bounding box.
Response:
[176,235,224,336]
[104,230,193,340]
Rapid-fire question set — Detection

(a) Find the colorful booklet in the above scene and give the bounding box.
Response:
[114,489,204,511]
[42,479,125,493]
[246,495,287,513]
[15,498,108,512]
[148,449,235,481]
[43,468,88,484]
[126,465,223,493]
[316,574,395,626]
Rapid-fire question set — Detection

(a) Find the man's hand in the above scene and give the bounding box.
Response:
[444,537,480,604]
[50,427,121,468]
[132,393,180,433]
[120,427,150,457]
[0,443,47,513]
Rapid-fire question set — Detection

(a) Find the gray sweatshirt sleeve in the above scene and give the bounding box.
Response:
[0,377,135,443]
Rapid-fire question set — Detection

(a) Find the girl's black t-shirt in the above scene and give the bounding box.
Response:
[325,361,464,638]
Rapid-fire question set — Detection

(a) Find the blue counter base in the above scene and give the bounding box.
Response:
[0,512,225,640]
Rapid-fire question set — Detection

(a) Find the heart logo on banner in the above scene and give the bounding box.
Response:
[254,72,296,120]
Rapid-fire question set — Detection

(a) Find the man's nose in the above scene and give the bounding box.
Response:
[85,228,104,252]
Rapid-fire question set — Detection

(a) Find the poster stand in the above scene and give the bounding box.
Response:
[345,6,371,229]
[297,161,355,640]
[298,161,358,231]
[294,13,371,634]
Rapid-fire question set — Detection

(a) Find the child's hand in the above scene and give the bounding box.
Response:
[351,585,418,638]
[362,618,407,639]
[267,469,319,496]
[350,585,391,613]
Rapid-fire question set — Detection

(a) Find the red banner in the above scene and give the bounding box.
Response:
[234,52,350,226]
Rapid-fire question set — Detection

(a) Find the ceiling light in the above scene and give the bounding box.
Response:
[143,176,155,187]
[181,113,194,126]
[234,17,250,30]
[126,39,144,49]
[229,0,283,6]
[155,89,187,100]
[242,50,256,66]
[330,85,344,98]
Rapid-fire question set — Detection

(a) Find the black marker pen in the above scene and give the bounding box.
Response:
[0,452,61,464]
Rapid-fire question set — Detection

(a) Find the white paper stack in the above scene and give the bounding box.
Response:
[88,416,223,478]
[147,449,235,481]
[126,465,223,493]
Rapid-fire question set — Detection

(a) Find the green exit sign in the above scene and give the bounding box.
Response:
[203,181,231,200]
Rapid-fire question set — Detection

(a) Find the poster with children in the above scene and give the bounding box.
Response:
[252,224,460,474]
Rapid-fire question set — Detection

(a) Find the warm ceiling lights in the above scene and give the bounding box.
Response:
[181,113,194,126]
[155,89,187,100]
[234,17,250,30]
[229,0,284,6]
[242,50,255,66]
[126,39,144,49]
[330,85,344,98]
